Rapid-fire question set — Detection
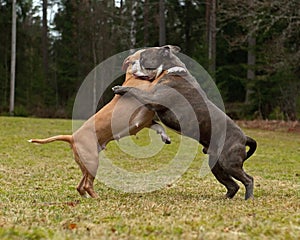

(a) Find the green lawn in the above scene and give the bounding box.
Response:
[0,117,299,239]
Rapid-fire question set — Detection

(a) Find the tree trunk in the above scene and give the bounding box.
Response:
[245,35,256,103]
[245,0,256,104]
[184,0,191,54]
[91,1,98,113]
[9,0,16,115]
[42,0,48,82]
[130,1,138,49]
[206,0,216,80]
[159,0,166,46]
[143,0,149,46]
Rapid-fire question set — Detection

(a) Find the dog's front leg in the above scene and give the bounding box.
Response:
[112,85,166,111]
[112,86,155,107]
[150,121,171,144]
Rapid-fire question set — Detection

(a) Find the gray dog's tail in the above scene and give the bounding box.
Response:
[245,136,257,160]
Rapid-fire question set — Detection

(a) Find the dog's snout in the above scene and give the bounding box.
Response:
[131,60,141,73]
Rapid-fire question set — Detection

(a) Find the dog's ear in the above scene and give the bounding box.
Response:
[159,45,181,58]
[122,56,130,71]
[162,45,181,53]
[159,46,172,58]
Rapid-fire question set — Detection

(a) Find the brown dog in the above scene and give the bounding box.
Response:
[29,53,169,198]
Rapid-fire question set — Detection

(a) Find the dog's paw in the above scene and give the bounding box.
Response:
[164,137,171,144]
[112,86,127,95]
[167,66,187,75]
[161,134,171,144]
[112,85,121,92]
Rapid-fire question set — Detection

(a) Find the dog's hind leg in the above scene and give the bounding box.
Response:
[209,157,240,199]
[73,150,89,197]
[76,168,98,198]
[72,135,100,198]
[73,145,99,198]
[83,173,98,198]
[77,170,99,198]
[77,175,88,197]
[78,157,99,198]
[228,167,254,200]
[221,152,254,200]
[76,173,98,198]
[81,150,99,198]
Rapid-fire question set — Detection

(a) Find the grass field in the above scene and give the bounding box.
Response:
[0,117,299,239]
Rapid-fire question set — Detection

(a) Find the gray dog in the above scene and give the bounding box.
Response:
[113,46,257,200]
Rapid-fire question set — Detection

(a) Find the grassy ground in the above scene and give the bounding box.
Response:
[0,117,299,239]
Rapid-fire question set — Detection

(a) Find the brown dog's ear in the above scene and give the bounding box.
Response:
[122,56,130,71]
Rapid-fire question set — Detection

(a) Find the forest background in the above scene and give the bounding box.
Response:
[0,0,299,120]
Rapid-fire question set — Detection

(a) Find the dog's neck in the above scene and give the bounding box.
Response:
[152,70,168,84]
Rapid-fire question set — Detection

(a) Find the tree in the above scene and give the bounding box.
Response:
[206,0,216,79]
[159,0,166,46]
[9,0,16,115]
[42,0,48,82]
[143,0,149,45]
[130,0,138,48]
[218,0,299,119]
[245,0,256,104]
[0,0,298,119]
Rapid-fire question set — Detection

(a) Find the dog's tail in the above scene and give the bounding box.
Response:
[245,136,257,160]
[28,135,72,145]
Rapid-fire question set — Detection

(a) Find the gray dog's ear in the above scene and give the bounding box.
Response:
[159,45,181,58]
[162,45,181,53]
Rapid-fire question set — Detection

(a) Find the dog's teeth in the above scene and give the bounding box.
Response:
[135,123,139,128]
